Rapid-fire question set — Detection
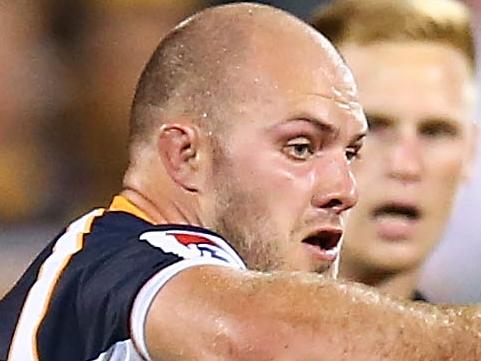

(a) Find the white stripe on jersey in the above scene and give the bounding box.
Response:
[7,209,105,361]
[130,258,240,361]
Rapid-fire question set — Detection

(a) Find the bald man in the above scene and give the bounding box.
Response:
[1,4,480,361]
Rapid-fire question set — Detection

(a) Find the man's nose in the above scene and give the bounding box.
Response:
[387,133,423,183]
[311,153,358,214]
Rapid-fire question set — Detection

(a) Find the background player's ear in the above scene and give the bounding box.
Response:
[158,124,200,192]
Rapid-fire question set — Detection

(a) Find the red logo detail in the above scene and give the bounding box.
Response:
[170,233,216,247]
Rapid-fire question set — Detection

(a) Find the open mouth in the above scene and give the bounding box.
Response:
[372,203,421,221]
[302,230,342,251]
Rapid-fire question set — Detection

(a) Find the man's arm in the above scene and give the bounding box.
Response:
[145,266,481,361]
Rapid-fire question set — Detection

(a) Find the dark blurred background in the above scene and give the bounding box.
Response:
[1,0,480,302]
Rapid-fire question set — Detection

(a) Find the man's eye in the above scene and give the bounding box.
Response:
[346,145,362,162]
[284,139,314,160]
[346,142,362,162]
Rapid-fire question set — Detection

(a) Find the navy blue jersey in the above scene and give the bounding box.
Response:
[0,196,245,361]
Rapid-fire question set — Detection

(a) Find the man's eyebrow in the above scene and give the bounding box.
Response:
[421,115,462,125]
[350,132,367,145]
[291,116,340,137]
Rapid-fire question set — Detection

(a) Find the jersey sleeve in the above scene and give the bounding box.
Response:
[129,227,246,360]
[36,223,245,361]
[30,219,244,361]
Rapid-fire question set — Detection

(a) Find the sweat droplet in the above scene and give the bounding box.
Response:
[202,112,208,118]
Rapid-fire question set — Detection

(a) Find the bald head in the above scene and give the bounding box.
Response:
[129,3,349,151]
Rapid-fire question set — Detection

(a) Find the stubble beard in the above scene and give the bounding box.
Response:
[210,175,286,272]
[209,172,339,277]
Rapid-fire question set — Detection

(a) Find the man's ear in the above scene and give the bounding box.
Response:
[157,124,201,192]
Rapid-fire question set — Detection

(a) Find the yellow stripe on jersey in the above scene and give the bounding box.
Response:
[109,195,154,224]
[7,209,105,361]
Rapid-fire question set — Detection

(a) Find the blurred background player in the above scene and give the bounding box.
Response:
[312,0,478,301]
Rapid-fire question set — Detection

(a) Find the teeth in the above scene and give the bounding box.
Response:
[324,247,340,257]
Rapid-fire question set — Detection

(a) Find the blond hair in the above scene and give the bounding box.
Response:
[311,0,476,73]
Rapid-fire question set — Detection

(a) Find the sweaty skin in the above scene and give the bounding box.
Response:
[146,266,481,361]
[121,3,481,360]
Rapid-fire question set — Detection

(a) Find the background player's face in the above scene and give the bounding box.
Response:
[206,29,367,276]
[338,41,476,275]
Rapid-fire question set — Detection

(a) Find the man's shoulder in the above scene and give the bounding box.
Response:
[1,209,245,361]
[0,208,154,360]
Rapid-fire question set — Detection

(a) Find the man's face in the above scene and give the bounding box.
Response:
[205,31,367,276]
[338,41,476,275]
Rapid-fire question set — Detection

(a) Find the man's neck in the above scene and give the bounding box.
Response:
[374,268,421,299]
[342,266,421,300]
[119,187,204,227]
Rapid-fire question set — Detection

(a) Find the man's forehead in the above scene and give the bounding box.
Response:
[186,5,364,129]
[339,41,474,124]
[286,91,367,131]
[261,51,362,120]
[220,36,366,133]
[242,39,356,99]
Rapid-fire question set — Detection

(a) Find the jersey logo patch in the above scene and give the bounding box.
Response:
[140,230,234,264]
[173,233,215,247]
